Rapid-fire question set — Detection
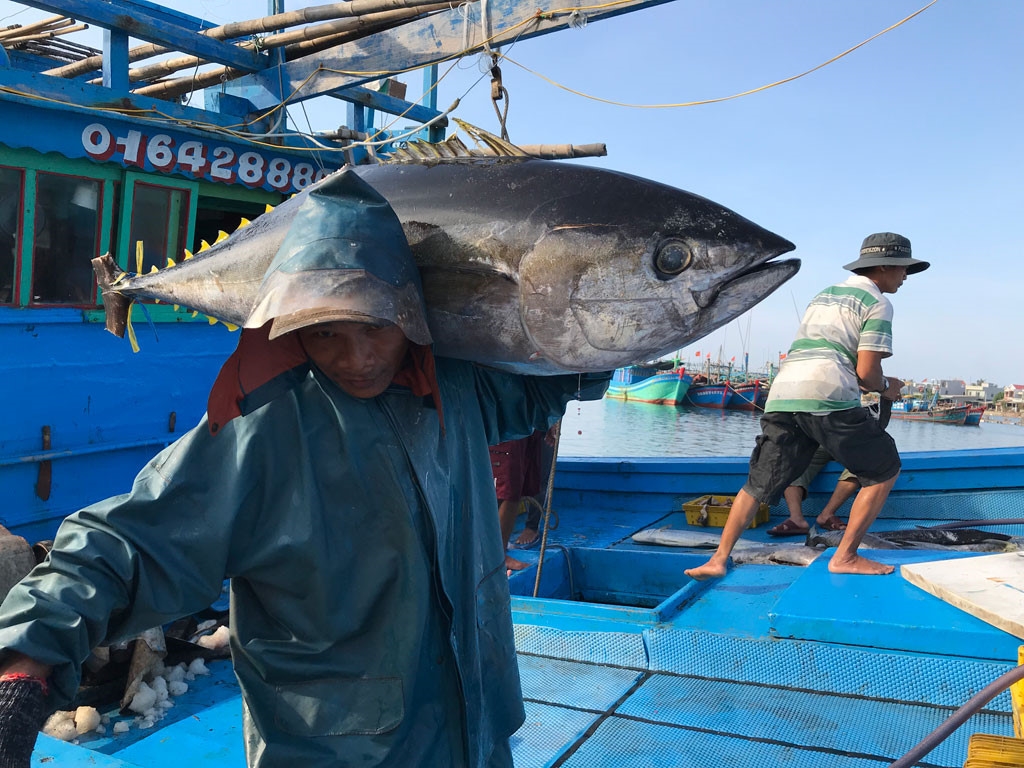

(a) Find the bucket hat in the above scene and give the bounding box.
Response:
[843,232,929,274]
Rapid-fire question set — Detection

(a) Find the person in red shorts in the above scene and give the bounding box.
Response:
[490,430,546,575]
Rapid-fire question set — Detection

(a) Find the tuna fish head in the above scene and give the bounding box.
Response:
[513,165,797,371]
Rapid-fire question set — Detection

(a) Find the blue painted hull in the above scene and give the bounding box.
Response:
[0,313,238,541]
[725,380,767,411]
[683,382,729,408]
[606,369,693,405]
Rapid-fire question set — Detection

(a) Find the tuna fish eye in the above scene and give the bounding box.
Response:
[653,241,693,279]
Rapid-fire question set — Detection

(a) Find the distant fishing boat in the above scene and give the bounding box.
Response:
[726,380,768,412]
[891,401,970,425]
[964,404,987,426]
[684,379,730,409]
[683,357,731,409]
[606,364,693,405]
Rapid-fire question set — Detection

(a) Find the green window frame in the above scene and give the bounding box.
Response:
[0,145,281,324]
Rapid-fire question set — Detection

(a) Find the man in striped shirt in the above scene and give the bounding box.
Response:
[686,232,929,580]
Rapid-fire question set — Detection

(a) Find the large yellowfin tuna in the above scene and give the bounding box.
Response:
[93,127,798,374]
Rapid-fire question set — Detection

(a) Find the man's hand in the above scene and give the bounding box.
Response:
[0,676,47,768]
[881,377,904,402]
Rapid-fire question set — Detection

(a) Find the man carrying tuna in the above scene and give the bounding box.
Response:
[0,169,609,767]
[686,232,928,580]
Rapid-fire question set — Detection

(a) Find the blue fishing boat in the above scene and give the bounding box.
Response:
[725,379,768,411]
[965,404,987,426]
[3,3,1024,767]
[606,364,693,405]
[684,380,730,408]
[891,400,970,425]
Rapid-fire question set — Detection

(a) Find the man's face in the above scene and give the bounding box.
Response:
[297,320,410,399]
[877,265,908,294]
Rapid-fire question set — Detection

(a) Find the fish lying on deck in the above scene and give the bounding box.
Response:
[92,122,797,374]
[808,526,1019,552]
[631,527,822,566]
[731,545,822,567]
[631,527,765,551]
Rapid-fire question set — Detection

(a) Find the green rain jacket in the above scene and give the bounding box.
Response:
[0,169,611,767]
[0,362,608,766]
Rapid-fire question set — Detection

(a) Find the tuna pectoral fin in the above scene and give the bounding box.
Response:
[91,254,130,338]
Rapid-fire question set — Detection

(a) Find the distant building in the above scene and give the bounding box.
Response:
[1002,384,1024,406]
[965,381,1001,402]
[936,379,966,396]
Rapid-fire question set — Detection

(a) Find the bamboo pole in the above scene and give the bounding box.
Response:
[516,143,607,159]
[132,7,448,100]
[0,14,72,41]
[1,24,88,46]
[45,0,463,79]
[110,5,435,86]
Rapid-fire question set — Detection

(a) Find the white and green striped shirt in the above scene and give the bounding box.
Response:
[765,274,893,413]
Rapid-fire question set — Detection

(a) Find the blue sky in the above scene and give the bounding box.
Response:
[4,0,1022,384]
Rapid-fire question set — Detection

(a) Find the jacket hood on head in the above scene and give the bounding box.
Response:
[245,168,432,344]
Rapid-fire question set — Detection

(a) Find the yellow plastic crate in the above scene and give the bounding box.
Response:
[964,733,1024,766]
[682,495,769,529]
[1014,646,1024,739]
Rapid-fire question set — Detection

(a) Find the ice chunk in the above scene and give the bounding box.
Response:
[112,720,131,735]
[151,675,169,701]
[197,625,230,650]
[166,664,186,683]
[168,679,189,697]
[74,706,101,735]
[42,711,77,741]
[188,658,210,677]
[127,680,158,714]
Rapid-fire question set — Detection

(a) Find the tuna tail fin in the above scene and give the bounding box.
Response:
[91,253,131,338]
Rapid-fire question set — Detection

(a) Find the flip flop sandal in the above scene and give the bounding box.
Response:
[513,531,541,549]
[767,519,811,537]
[816,516,847,531]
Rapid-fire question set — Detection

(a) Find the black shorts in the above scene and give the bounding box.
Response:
[742,408,901,505]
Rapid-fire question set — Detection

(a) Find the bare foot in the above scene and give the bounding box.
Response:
[515,528,539,547]
[828,554,895,575]
[684,560,728,581]
[505,554,529,577]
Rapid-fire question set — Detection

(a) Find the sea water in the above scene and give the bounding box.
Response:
[559,398,1024,458]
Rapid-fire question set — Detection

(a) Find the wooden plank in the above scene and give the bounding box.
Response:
[901,552,1024,640]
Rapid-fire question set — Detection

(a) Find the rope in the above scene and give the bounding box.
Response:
[489,53,510,141]
[501,0,939,110]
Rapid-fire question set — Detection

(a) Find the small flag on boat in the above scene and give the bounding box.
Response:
[695,351,701,356]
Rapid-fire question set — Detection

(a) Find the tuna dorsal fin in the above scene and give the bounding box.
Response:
[385,119,532,164]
